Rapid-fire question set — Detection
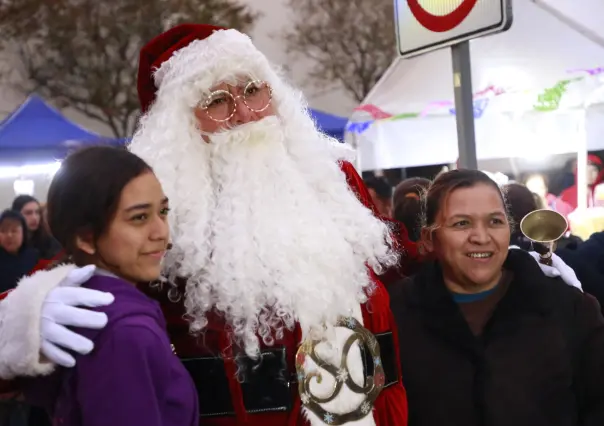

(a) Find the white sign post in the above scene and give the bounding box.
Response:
[394,0,513,168]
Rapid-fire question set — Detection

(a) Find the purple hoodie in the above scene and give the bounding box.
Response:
[24,272,199,426]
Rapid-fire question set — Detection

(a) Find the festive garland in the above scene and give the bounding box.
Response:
[347,66,604,135]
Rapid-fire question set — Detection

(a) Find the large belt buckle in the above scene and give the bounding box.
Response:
[295,317,385,425]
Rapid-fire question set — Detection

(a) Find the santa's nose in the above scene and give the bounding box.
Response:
[230,97,255,126]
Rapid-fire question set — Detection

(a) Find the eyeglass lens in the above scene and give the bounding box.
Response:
[204,81,271,121]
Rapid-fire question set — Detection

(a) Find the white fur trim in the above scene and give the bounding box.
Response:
[302,306,377,426]
[0,264,75,379]
[154,29,264,95]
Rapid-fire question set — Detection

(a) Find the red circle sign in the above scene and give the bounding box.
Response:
[407,0,478,33]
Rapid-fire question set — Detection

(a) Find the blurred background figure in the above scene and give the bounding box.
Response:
[364,175,393,218]
[393,177,430,242]
[559,154,604,209]
[11,195,61,260]
[0,209,38,293]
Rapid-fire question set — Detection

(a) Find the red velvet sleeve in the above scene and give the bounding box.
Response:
[339,161,424,283]
[29,251,65,275]
[361,274,408,426]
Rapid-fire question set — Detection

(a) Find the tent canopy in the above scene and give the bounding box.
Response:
[348,0,604,171]
[0,95,118,164]
[309,108,348,141]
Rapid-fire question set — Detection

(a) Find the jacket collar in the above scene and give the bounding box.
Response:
[410,249,555,317]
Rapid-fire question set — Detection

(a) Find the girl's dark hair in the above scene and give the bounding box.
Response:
[423,169,511,230]
[11,195,38,213]
[47,146,152,265]
[393,178,431,241]
[364,176,393,200]
[504,182,538,235]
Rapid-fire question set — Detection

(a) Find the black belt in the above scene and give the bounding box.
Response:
[181,331,397,417]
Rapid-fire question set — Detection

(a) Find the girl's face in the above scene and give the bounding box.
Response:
[78,171,170,284]
[423,183,511,293]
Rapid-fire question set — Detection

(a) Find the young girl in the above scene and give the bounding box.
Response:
[24,146,198,426]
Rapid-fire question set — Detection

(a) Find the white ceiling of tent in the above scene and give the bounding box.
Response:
[539,0,604,45]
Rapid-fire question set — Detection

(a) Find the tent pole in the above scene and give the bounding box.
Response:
[451,41,478,169]
[531,0,604,48]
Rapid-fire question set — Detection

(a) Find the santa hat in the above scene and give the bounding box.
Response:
[137,23,267,113]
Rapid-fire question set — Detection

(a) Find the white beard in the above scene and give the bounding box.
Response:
[133,112,396,358]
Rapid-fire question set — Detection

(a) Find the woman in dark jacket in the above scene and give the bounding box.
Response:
[388,169,604,426]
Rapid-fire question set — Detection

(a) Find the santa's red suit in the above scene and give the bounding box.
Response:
[0,24,415,426]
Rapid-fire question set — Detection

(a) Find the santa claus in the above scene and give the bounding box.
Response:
[0,24,410,426]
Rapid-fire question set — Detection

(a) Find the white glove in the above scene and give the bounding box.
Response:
[41,265,115,368]
[527,251,583,291]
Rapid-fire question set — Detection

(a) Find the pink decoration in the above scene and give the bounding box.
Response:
[353,104,392,120]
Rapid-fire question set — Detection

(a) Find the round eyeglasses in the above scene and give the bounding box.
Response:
[199,80,273,122]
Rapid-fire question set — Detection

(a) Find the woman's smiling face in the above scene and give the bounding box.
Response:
[424,183,510,293]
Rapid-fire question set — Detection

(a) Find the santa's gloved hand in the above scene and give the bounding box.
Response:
[526,251,583,291]
[41,265,115,367]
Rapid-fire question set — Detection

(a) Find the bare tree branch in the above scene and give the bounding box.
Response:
[283,0,396,103]
[0,0,260,138]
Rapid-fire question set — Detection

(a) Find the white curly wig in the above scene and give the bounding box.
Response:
[128,28,396,357]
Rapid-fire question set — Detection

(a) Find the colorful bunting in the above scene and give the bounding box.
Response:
[347,66,604,135]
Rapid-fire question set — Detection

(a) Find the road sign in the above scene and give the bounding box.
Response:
[395,0,513,58]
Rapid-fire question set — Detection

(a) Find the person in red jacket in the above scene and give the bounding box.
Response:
[559,154,604,209]
[0,24,410,426]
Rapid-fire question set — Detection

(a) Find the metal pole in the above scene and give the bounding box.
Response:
[451,41,478,169]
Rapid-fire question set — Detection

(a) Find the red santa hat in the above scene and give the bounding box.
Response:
[137,23,269,114]
[137,23,226,113]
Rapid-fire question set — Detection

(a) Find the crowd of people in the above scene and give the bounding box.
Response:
[0,22,603,426]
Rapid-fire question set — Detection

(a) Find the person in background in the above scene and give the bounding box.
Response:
[559,154,604,209]
[22,146,198,426]
[524,173,573,218]
[393,177,431,242]
[11,196,61,260]
[0,210,39,293]
[389,169,604,426]
[364,175,393,218]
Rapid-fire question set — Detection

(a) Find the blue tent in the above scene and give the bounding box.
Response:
[0,95,119,164]
[309,109,348,141]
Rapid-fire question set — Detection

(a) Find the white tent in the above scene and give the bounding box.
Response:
[347,0,604,172]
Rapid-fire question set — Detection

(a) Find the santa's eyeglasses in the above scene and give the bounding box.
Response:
[199,80,273,122]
